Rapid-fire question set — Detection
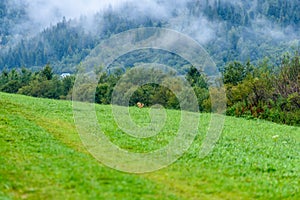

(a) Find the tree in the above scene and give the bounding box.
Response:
[186,66,208,89]
[274,53,300,98]
[223,61,246,85]
[41,64,53,80]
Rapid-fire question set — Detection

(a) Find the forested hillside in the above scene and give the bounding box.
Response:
[1,52,299,126]
[0,0,299,72]
[1,2,300,199]
[0,0,299,125]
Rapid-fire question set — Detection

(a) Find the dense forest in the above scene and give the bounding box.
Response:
[1,52,299,126]
[0,0,299,125]
[0,0,299,72]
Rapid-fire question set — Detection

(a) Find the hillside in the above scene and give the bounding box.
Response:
[0,0,300,72]
[0,92,299,199]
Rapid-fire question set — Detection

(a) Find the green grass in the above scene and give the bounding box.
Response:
[0,92,299,199]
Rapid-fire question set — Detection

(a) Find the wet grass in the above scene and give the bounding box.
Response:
[0,92,299,199]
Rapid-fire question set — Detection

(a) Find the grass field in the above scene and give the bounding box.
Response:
[0,92,299,199]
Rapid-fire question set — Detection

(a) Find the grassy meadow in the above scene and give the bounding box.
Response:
[0,92,299,199]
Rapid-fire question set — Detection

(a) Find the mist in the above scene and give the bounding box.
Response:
[25,0,126,28]
[1,0,299,70]
[10,0,298,41]
[10,0,186,31]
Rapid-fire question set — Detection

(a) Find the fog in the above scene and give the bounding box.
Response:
[9,0,297,42]
[24,0,125,28]
[2,0,299,67]
[14,0,185,31]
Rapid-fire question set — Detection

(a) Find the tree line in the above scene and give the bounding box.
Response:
[223,52,300,125]
[0,65,74,100]
[0,52,299,126]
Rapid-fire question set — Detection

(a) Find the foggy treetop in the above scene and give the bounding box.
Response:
[0,0,299,72]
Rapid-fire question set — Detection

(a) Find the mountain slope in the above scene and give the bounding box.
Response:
[0,0,300,72]
[0,92,299,199]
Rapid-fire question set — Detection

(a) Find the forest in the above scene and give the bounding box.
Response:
[0,52,299,126]
[0,0,299,125]
[1,1,300,200]
[1,0,300,72]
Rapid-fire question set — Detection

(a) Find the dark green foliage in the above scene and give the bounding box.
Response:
[95,71,122,104]
[224,52,300,126]
[0,52,299,126]
[0,0,27,45]
[41,64,53,80]
[61,75,75,98]
[0,3,165,73]
[1,80,21,93]
[186,66,208,89]
[129,84,180,109]
[223,61,245,85]
[0,65,74,100]
[1,0,300,72]
[0,69,21,93]
[195,0,300,28]
[110,49,190,74]
[0,19,96,72]
[18,78,62,99]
